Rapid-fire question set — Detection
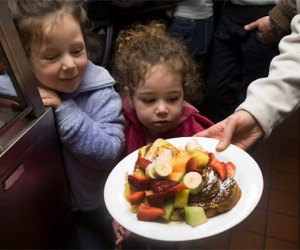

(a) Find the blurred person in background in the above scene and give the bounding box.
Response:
[203,0,280,123]
[195,2,300,152]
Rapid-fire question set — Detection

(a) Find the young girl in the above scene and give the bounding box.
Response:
[8,0,124,249]
[112,21,213,156]
[111,21,213,247]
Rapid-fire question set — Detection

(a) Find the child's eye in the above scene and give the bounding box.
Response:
[44,54,58,61]
[167,96,180,102]
[142,98,155,104]
[72,47,84,56]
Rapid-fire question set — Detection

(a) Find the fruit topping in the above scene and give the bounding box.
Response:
[145,192,165,207]
[135,156,152,170]
[226,161,236,178]
[208,154,227,180]
[185,138,203,152]
[126,191,146,205]
[184,206,208,227]
[183,171,203,194]
[137,203,166,221]
[145,163,158,179]
[128,174,151,190]
[124,138,241,227]
[174,189,190,208]
[154,161,173,177]
[186,156,199,172]
[151,179,179,193]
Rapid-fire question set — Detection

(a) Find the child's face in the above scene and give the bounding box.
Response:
[29,13,88,93]
[130,64,184,138]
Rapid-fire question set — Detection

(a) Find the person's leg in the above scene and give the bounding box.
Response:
[191,16,214,60]
[168,16,214,64]
[204,14,245,122]
[168,17,195,51]
[239,30,279,103]
[73,208,115,249]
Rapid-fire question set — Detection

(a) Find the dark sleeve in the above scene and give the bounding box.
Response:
[269,0,297,37]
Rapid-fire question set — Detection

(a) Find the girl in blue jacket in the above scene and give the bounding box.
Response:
[8,0,124,248]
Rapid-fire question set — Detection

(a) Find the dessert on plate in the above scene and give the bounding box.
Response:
[124,138,242,227]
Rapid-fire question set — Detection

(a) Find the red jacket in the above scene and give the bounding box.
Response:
[123,98,213,155]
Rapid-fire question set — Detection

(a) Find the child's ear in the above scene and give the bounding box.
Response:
[124,86,130,96]
[124,86,134,108]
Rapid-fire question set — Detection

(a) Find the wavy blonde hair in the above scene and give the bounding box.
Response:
[112,21,204,105]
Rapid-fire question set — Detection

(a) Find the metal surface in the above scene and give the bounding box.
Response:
[0,0,44,117]
[0,109,73,248]
[0,2,73,248]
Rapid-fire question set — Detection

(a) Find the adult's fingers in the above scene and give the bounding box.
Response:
[215,118,235,151]
[193,129,210,138]
[244,21,258,31]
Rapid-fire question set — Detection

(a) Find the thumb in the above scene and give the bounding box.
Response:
[215,121,235,152]
[216,139,230,152]
[244,21,258,31]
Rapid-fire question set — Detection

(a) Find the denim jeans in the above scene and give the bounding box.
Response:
[168,16,214,62]
[204,12,279,122]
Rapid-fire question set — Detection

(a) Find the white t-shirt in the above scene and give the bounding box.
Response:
[173,0,213,19]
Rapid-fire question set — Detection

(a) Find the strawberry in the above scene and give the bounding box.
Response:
[207,152,216,166]
[226,161,236,178]
[126,191,145,205]
[151,179,179,193]
[137,203,165,221]
[135,156,152,170]
[128,174,151,190]
[165,183,186,197]
[146,193,165,207]
[146,182,186,207]
[186,156,199,172]
[210,160,227,181]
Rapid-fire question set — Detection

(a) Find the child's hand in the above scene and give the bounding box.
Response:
[38,87,62,108]
[112,219,132,246]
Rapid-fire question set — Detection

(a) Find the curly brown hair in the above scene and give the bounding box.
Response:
[111,21,204,105]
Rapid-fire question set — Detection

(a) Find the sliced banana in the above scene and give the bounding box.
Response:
[154,161,173,177]
[183,171,203,194]
[144,138,179,160]
[157,148,173,162]
[146,163,158,179]
[185,139,204,152]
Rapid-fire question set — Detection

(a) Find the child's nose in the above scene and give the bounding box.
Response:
[155,103,168,117]
[61,55,76,71]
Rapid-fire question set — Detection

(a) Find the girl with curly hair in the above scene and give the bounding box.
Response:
[112,21,213,156]
[111,21,213,248]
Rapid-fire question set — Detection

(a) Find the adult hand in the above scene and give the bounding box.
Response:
[193,110,264,151]
[244,16,281,43]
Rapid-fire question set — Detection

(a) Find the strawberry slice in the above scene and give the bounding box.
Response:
[186,156,199,172]
[145,192,165,207]
[147,182,186,207]
[137,203,165,221]
[151,179,179,193]
[207,152,216,166]
[165,183,186,197]
[226,161,236,178]
[209,160,227,181]
[135,156,152,170]
[128,174,151,190]
[126,191,145,205]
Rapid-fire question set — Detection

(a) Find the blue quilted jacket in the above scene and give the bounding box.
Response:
[55,61,124,211]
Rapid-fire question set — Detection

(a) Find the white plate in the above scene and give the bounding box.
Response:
[104,137,263,241]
